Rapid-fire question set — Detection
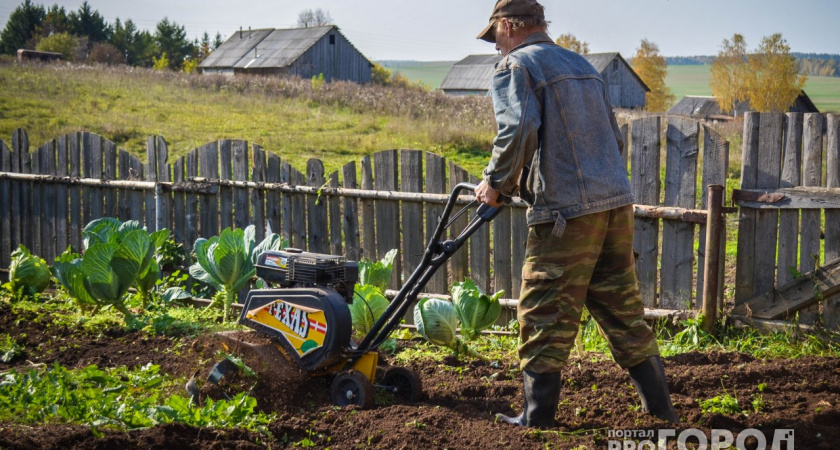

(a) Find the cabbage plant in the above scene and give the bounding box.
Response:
[52,219,154,324]
[4,245,51,299]
[348,283,389,338]
[358,248,398,292]
[451,279,503,340]
[189,225,284,321]
[413,298,485,360]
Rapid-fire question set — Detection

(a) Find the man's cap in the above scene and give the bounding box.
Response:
[477,0,545,43]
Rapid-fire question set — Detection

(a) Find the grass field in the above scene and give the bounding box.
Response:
[380,61,455,91]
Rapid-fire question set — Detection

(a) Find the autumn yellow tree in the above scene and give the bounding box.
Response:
[632,39,675,112]
[711,33,806,113]
[747,33,806,112]
[710,34,749,114]
[556,33,589,55]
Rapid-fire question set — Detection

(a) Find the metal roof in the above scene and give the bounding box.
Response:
[584,52,650,92]
[200,26,337,69]
[439,54,502,91]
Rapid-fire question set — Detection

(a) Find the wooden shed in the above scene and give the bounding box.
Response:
[668,92,820,120]
[199,25,372,84]
[440,52,648,109]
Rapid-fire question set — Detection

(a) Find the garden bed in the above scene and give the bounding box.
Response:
[2,302,840,449]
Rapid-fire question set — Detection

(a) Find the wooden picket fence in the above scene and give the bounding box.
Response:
[1,115,730,314]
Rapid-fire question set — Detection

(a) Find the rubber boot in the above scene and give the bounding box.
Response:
[628,356,679,423]
[496,370,561,428]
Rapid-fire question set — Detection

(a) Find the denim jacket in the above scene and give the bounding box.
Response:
[482,32,632,235]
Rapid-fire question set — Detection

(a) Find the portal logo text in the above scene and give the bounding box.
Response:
[607,428,794,450]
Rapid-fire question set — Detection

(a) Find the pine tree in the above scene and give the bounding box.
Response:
[0,0,46,55]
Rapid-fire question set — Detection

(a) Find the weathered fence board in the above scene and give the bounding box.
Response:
[660,118,699,308]
[328,171,342,256]
[103,140,117,218]
[374,150,400,287]
[735,113,762,304]
[266,154,282,238]
[232,140,250,230]
[251,145,267,241]
[630,116,661,307]
[44,140,58,262]
[172,156,187,248]
[400,150,424,280]
[87,133,103,225]
[306,159,328,254]
[696,126,729,307]
[342,162,360,261]
[510,207,528,298]
[55,137,68,257]
[219,140,234,231]
[31,142,44,257]
[777,114,803,287]
[425,152,448,294]
[826,115,840,330]
[68,133,82,251]
[14,131,30,253]
[0,140,10,269]
[185,150,199,251]
[199,142,220,239]
[449,162,469,286]
[469,173,491,292]
[799,114,824,323]
[359,156,375,260]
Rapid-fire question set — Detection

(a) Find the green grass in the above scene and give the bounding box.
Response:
[665,64,840,113]
[381,61,455,91]
[0,61,495,176]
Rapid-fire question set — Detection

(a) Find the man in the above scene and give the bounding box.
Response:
[473,0,678,428]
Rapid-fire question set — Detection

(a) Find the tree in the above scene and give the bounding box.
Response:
[111,18,156,67]
[212,32,224,50]
[154,18,194,70]
[711,33,807,113]
[0,0,46,54]
[68,1,110,44]
[297,9,333,27]
[746,33,806,112]
[632,39,675,112]
[710,34,749,114]
[35,5,70,38]
[198,32,212,61]
[35,31,77,60]
[88,42,126,65]
[556,33,589,55]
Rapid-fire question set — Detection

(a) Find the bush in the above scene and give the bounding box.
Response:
[35,32,77,61]
[88,42,126,66]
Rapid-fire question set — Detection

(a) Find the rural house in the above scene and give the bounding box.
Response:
[668,92,819,120]
[199,25,373,84]
[439,52,649,109]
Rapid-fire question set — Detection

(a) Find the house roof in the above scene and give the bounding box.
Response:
[200,25,369,70]
[668,92,819,117]
[439,51,650,92]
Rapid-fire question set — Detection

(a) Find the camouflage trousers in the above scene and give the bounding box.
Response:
[517,205,659,373]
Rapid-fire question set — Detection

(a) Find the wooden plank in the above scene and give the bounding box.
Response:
[660,117,699,309]
[265,153,281,238]
[89,134,104,222]
[342,161,360,261]
[219,140,234,231]
[511,206,528,298]
[696,125,729,307]
[360,155,375,261]
[154,136,171,232]
[630,116,661,307]
[68,133,82,251]
[31,142,44,257]
[777,114,803,287]
[144,136,157,229]
[127,153,144,224]
[400,149,424,282]
[280,161,293,246]
[731,255,840,320]
[103,140,117,218]
[424,152,447,294]
[0,140,11,268]
[735,113,761,304]
[620,123,630,170]
[752,114,785,302]
[374,150,400,288]
[290,165,307,249]
[448,162,469,285]
[172,156,186,249]
[13,130,30,252]
[799,113,824,324]
[232,140,250,229]
[43,140,57,261]
[199,142,219,238]
[55,136,68,257]
[118,150,131,220]
[469,173,491,292]
[825,114,840,330]
[306,159,329,254]
[251,145,266,241]
[185,150,199,245]
[328,171,342,256]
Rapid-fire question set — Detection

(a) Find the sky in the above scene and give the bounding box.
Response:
[1,0,839,61]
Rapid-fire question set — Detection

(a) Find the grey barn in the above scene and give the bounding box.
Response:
[199,25,373,84]
[440,52,649,109]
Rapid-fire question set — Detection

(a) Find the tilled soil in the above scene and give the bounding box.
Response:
[1,303,839,449]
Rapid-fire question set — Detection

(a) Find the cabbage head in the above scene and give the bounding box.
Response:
[358,248,398,292]
[6,245,51,298]
[413,298,485,359]
[349,284,389,337]
[451,279,503,340]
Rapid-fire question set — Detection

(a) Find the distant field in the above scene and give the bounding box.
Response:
[386,61,840,113]
[380,61,454,90]
[665,64,840,113]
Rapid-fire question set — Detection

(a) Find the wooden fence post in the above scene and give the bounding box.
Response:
[232,140,250,230]
[251,145,266,241]
[630,116,661,308]
[328,171,342,256]
[448,162,469,285]
[374,150,400,288]
[400,149,424,282]
[424,152,448,293]
[265,153,281,238]
[469,173,490,292]
[359,155,375,260]
[13,130,30,254]
[826,113,840,330]
[696,126,729,307]
[776,113,803,288]
[306,158,328,253]
[799,113,825,324]
[342,161,360,261]
[0,139,11,269]
[219,140,233,232]
[68,132,82,251]
[735,113,761,305]
[199,142,220,238]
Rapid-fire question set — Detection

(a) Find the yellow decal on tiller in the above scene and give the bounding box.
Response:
[247,300,328,357]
